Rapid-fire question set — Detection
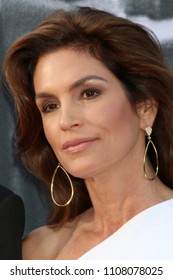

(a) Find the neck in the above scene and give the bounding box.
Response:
[84,166,166,234]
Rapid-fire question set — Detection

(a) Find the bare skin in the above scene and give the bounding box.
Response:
[23,176,173,260]
[22,49,173,260]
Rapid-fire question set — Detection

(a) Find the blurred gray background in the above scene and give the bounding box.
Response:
[0,0,173,236]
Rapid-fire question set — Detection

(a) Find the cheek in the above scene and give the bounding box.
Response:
[42,118,58,149]
[98,99,140,142]
[98,100,133,128]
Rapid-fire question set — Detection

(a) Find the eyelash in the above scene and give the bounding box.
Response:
[80,88,102,99]
[42,102,60,113]
[41,88,102,113]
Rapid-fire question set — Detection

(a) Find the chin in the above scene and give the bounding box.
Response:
[68,169,89,179]
[66,163,94,179]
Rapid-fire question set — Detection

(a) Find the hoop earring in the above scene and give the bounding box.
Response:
[143,126,159,180]
[51,163,74,207]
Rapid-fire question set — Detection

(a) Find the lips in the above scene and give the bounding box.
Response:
[62,137,98,153]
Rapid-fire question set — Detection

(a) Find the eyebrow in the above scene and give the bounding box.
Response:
[35,75,108,100]
[69,75,108,90]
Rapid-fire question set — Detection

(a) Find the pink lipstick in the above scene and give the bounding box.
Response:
[62,137,98,153]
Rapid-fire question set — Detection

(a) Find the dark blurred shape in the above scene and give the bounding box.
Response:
[123,0,173,19]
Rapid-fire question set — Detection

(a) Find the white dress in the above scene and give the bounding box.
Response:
[79,199,173,259]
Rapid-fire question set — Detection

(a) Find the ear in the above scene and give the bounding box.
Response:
[137,99,158,130]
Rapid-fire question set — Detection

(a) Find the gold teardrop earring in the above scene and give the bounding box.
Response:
[51,163,74,207]
[143,126,159,180]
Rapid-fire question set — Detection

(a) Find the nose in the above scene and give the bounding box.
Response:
[59,104,83,131]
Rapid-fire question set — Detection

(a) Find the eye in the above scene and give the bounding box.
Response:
[81,88,101,99]
[42,102,60,113]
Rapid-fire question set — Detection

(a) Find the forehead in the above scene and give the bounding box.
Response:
[35,48,103,71]
[33,48,118,87]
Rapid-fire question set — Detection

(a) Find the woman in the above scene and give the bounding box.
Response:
[0,184,25,259]
[3,7,173,259]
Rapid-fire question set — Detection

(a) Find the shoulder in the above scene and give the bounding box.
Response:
[0,184,13,203]
[0,189,25,226]
[0,185,25,232]
[22,210,90,260]
[0,184,24,210]
[0,185,25,259]
[22,218,80,260]
[22,225,62,260]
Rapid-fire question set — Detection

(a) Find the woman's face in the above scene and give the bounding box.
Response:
[34,49,144,179]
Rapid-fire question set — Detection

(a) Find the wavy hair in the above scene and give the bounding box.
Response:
[3,6,173,226]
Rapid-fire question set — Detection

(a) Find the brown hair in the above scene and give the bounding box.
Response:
[3,6,173,226]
